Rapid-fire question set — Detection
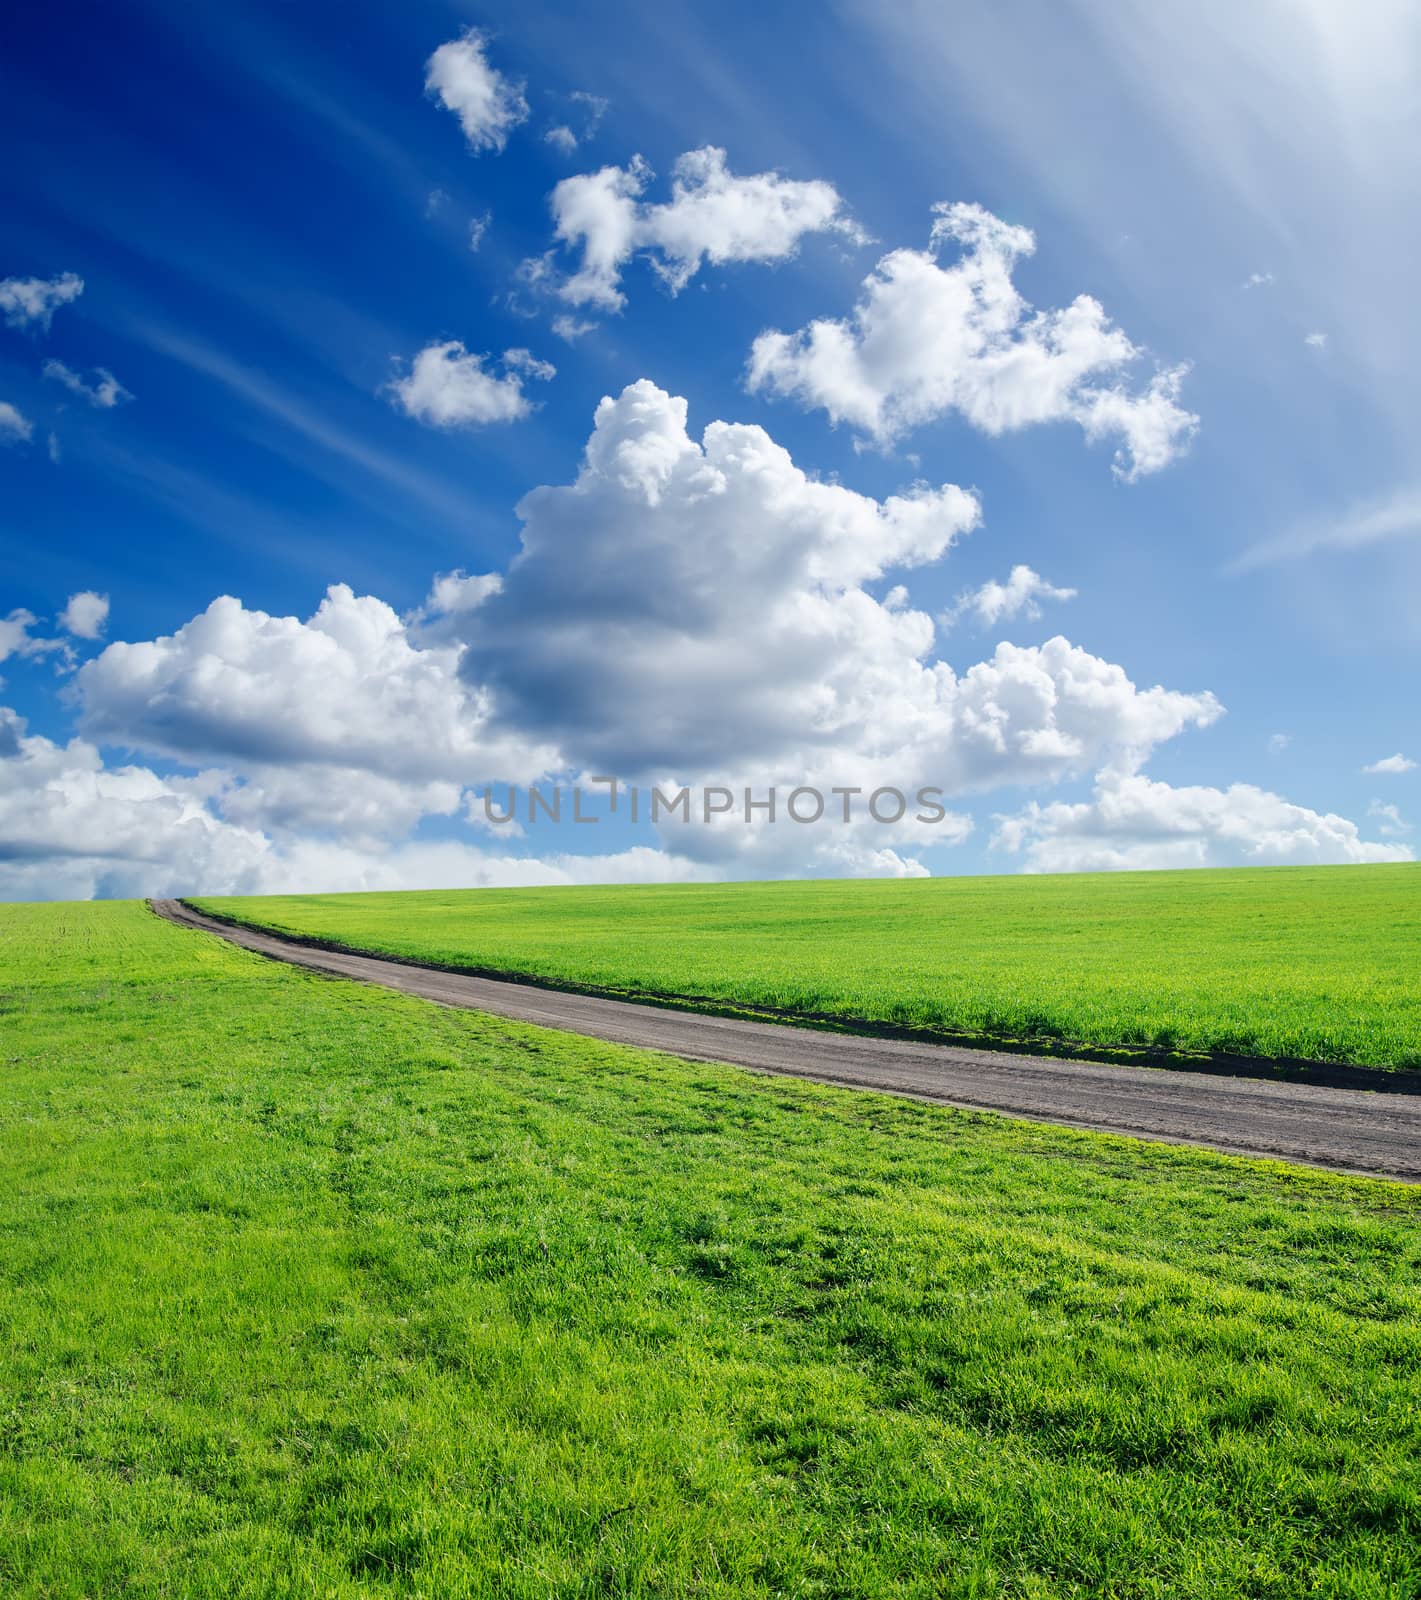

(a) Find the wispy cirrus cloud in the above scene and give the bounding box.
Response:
[135,321,480,527]
[1230,484,1421,572]
[544,90,609,157]
[1368,800,1412,836]
[0,401,34,444]
[42,360,132,408]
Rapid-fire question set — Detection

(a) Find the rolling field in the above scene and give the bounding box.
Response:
[198,862,1421,1070]
[2,900,1419,1597]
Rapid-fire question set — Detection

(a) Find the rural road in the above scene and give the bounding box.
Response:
[153,899,1421,1184]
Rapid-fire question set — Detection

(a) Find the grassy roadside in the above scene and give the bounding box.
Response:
[1,899,1418,1597]
[197,863,1421,1070]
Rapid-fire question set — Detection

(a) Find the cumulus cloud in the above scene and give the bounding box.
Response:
[26,382,1389,895]
[0,402,33,445]
[417,569,503,618]
[1363,752,1416,774]
[1304,331,1328,349]
[747,202,1198,480]
[542,146,864,314]
[467,212,490,251]
[943,564,1077,630]
[0,271,83,331]
[42,360,132,408]
[389,340,553,427]
[994,771,1412,872]
[407,569,503,642]
[0,714,269,900]
[424,30,527,154]
[1242,271,1274,289]
[46,381,1238,889]
[0,707,712,901]
[76,584,553,797]
[1267,732,1290,754]
[545,125,578,157]
[58,591,109,640]
[70,583,560,856]
[459,382,1218,805]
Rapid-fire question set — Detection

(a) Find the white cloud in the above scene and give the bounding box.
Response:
[0,708,711,901]
[407,569,504,642]
[58,591,110,640]
[994,770,1412,872]
[0,609,67,665]
[840,0,1421,482]
[543,146,864,314]
[1304,331,1328,349]
[71,583,557,853]
[467,211,490,251]
[551,314,596,343]
[25,373,1391,896]
[42,360,132,408]
[76,584,554,804]
[1267,732,1290,754]
[747,201,1198,480]
[51,381,1234,887]
[1363,752,1416,774]
[540,90,608,159]
[546,90,609,156]
[570,91,609,122]
[390,340,553,428]
[502,346,557,381]
[1368,800,1411,838]
[418,569,503,618]
[1242,271,1274,289]
[424,30,527,155]
[47,432,60,463]
[0,402,33,445]
[33,381,1394,896]
[0,271,83,331]
[943,564,1076,630]
[460,382,1218,799]
[0,715,270,900]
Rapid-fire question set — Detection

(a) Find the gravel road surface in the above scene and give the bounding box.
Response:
[152,898,1421,1183]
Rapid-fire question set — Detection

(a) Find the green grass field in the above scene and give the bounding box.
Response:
[197,862,1421,1070]
[1,899,1418,1597]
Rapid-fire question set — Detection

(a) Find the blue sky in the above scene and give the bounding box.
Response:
[1,0,1416,897]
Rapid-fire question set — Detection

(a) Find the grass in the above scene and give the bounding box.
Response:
[0,899,1418,1597]
[196,862,1421,1070]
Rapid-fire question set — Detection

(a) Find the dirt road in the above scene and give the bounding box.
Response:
[152,899,1421,1183]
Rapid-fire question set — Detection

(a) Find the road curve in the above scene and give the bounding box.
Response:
[152,899,1421,1184]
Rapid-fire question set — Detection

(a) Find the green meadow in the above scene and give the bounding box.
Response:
[1,899,1418,1597]
[199,861,1421,1069]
